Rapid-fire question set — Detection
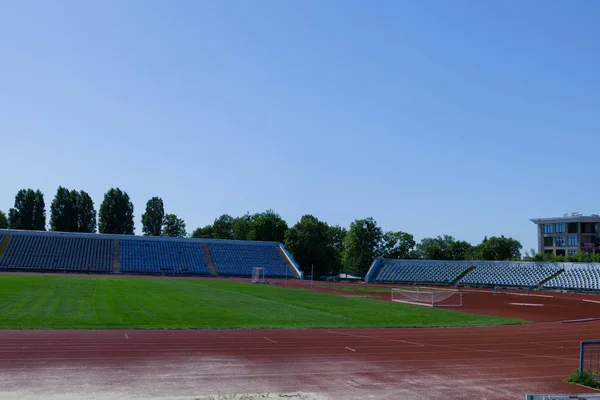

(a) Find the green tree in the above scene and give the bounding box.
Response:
[0,211,8,229]
[449,240,473,260]
[379,231,415,259]
[415,235,473,260]
[328,225,347,274]
[474,236,522,260]
[9,189,46,230]
[343,217,383,276]
[162,213,187,237]
[77,191,97,233]
[213,214,234,239]
[141,197,164,236]
[191,225,214,239]
[98,188,134,234]
[284,215,338,277]
[232,213,254,240]
[249,209,288,242]
[50,186,78,232]
[50,187,96,233]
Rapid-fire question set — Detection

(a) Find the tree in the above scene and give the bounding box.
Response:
[141,197,164,236]
[328,225,347,274]
[0,211,8,229]
[379,231,415,259]
[9,189,46,230]
[449,240,473,260]
[249,210,288,242]
[50,186,78,232]
[474,236,522,260]
[162,213,187,237]
[284,215,338,277]
[50,187,96,233]
[98,188,134,234]
[191,225,214,239]
[77,191,97,233]
[342,217,383,276]
[213,214,234,239]
[414,235,472,260]
[232,213,254,240]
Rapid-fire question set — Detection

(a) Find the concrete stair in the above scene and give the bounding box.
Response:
[201,244,218,277]
[0,236,10,258]
[112,240,120,273]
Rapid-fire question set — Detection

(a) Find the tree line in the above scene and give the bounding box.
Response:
[0,187,525,277]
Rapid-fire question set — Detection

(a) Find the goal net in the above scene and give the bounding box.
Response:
[251,267,265,284]
[391,287,462,307]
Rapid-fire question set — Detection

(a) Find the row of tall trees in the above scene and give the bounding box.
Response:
[1,188,524,277]
[1,188,189,237]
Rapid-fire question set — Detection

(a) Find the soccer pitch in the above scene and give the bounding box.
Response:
[0,275,525,329]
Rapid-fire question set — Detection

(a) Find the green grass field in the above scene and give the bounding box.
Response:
[0,275,525,329]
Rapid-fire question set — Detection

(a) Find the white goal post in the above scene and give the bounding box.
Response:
[251,267,265,284]
[391,287,463,307]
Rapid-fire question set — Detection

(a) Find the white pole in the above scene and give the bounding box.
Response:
[311,264,314,290]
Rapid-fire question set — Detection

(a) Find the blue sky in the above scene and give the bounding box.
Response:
[1,0,599,253]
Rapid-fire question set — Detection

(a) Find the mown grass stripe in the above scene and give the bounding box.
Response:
[0,275,526,329]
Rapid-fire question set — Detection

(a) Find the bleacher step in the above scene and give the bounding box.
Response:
[112,240,120,273]
[201,244,218,277]
[0,236,10,258]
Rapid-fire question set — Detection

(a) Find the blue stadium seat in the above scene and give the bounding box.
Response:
[209,242,290,277]
[0,232,113,272]
[120,239,210,275]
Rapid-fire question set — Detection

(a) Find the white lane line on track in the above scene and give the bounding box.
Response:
[323,329,426,347]
[345,347,356,352]
[263,337,277,344]
[583,299,600,304]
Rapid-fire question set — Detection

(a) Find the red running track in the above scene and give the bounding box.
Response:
[1,322,600,399]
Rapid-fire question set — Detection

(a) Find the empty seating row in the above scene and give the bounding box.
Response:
[209,242,291,277]
[544,268,600,290]
[0,234,113,271]
[375,261,471,284]
[120,240,210,275]
[458,263,560,287]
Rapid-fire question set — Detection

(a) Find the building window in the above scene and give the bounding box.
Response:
[568,249,578,255]
[555,236,565,247]
[568,235,578,246]
[543,224,553,234]
[568,223,578,233]
[544,236,554,247]
[555,223,566,233]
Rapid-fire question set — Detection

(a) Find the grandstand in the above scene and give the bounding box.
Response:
[373,259,472,284]
[0,229,303,279]
[366,258,600,292]
[544,264,600,290]
[458,262,561,287]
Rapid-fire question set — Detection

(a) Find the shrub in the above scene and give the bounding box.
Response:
[565,368,600,389]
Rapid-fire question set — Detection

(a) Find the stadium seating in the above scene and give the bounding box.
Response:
[374,260,472,284]
[544,266,600,290]
[458,262,560,287]
[0,230,302,278]
[209,242,291,277]
[0,233,113,272]
[120,239,210,275]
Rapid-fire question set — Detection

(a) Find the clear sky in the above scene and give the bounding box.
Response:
[1,0,599,254]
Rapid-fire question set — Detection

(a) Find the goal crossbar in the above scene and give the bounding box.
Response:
[391,287,462,307]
